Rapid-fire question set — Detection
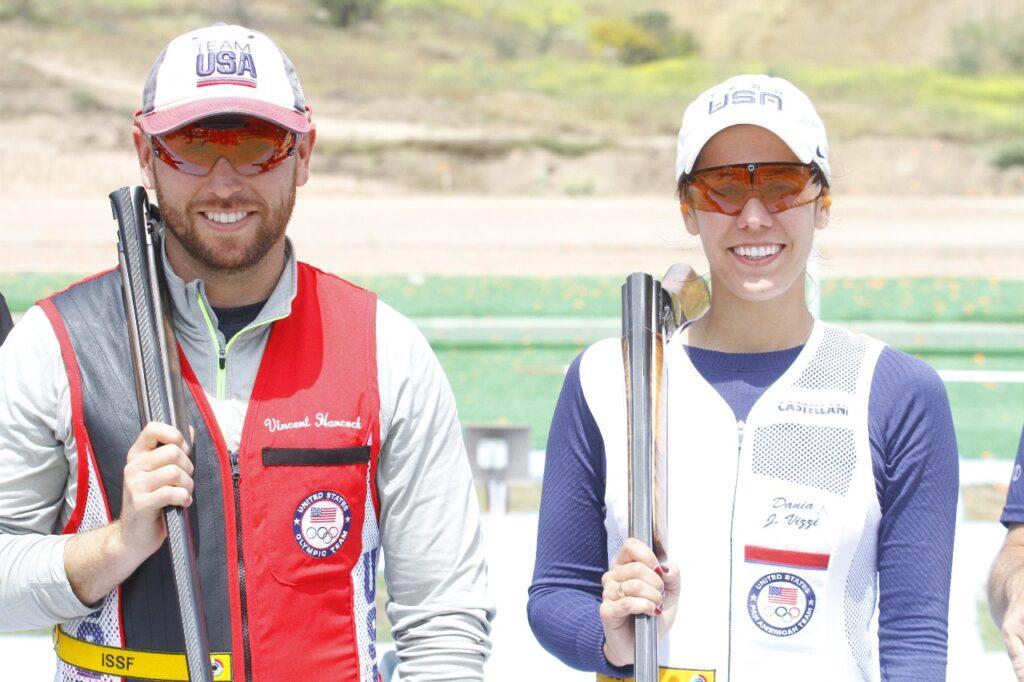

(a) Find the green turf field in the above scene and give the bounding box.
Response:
[5,274,1024,322]
[2,274,1021,457]
[435,344,1024,457]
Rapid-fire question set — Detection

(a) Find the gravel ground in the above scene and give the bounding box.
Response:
[2,194,1022,278]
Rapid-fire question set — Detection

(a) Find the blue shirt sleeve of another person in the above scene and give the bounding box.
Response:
[999,425,1024,526]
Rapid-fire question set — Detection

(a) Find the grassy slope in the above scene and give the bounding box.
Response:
[2,0,1022,144]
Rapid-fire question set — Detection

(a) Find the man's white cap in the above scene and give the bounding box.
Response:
[675,74,830,185]
[139,24,310,135]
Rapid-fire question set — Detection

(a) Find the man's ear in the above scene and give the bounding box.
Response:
[132,125,157,189]
[294,122,317,188]
[814,194,831,231]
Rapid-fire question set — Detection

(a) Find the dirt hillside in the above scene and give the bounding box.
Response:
[1,0,1022,197]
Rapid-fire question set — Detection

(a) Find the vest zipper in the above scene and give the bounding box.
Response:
[193,294,287,678]
[727,420,745,681]
[196,295,229,400]
[228,449,254,682]
[195,292,286,401]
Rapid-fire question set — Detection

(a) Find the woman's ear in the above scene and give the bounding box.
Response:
[814,194,831,230]
[681,201,700,236]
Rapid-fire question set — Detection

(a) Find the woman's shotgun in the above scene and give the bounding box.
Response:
[622,265,709,682]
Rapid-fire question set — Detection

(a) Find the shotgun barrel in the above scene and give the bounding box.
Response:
[622,267,704,681]
[112,185,213,682]
[621,272,672,682]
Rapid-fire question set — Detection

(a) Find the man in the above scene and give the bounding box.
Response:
[0,24,493,681]
[988,426,1024,681]
[0,292,12,344]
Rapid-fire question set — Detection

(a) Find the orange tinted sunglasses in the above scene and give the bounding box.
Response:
[681,162,826,216]
[149,115,297,176]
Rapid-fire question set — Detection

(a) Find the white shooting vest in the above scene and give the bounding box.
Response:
[582,320,885,682]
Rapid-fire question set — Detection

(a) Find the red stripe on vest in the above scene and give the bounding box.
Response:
[40,296,127,653]
[38,271,118,535]
[744,545,831,570]
[40,298,117,535]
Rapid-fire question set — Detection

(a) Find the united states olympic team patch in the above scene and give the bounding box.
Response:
[293,491,352,559]
[747,572,815,636]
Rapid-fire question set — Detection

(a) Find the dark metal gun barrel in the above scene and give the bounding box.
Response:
[112,186,213,682]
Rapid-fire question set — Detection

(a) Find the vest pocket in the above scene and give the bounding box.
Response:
[248,444,372,587]
[263,446,371,466]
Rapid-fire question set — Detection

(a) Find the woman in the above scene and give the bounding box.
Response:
[528,75,958,681]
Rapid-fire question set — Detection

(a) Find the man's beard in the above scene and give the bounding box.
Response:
[154,180,296,274]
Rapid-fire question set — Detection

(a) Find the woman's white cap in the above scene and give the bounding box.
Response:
[675,74,831,185]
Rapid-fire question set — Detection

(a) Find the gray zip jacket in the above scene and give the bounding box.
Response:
[0,240,494,680]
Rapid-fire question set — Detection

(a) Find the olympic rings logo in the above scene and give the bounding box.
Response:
[306,525,341,542]
[762,605,802,622]
[293,491,352,559]
[748,573,815,636]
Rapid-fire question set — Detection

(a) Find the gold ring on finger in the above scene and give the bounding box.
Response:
[616,582,625,599]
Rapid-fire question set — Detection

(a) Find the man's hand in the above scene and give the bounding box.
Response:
[599,538,680,668]
[65,422,193,606]
[118,421,194,559]
[1007,631,1024,682]
[988,525,1024,680]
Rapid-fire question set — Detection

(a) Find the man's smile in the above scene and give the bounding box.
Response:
[197,210,255,233]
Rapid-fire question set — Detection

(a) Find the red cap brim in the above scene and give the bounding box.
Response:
[140,97,311,135]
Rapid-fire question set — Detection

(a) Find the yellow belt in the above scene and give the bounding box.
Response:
[597,668,715,682]
[53,627,233,681]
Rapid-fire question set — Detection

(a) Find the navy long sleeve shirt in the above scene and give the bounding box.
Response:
[998,425,1024,526]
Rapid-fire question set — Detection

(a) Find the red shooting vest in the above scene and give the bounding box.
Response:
[42,262,382,681]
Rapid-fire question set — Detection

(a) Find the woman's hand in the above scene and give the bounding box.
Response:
[599,538,680,668]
